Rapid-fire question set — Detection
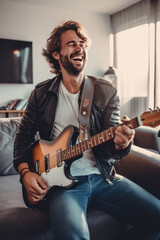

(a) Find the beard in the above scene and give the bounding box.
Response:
[59,53,86,76]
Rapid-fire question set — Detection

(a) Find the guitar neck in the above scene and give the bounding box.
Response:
[61,116,141,161]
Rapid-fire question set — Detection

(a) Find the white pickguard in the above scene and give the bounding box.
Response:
[41,162,73,188]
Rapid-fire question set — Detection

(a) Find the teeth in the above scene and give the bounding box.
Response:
[72,56,83,61]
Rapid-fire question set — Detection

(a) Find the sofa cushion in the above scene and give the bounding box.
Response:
[115,145,160,199]
[0,175,25,211]
[0,207,126,240]
[0,118,21,176]
[134,126,160,153]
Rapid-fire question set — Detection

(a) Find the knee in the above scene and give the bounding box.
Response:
[48,194,90,239]
[51,214,90,240]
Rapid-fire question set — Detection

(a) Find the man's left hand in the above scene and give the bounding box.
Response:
[114,116,135,151]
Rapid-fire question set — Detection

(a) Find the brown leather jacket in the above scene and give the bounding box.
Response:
[13,75,131,181]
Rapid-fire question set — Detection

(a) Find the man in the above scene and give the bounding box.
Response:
[14,20,160,240]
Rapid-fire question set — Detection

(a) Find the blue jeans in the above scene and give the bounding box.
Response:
[48,174,160,240]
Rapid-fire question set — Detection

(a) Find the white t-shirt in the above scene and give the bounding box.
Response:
[52,81,100,176]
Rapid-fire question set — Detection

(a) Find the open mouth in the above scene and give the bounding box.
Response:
[72,57,84,66]
[72,57,83,61]
[71,54,84,63]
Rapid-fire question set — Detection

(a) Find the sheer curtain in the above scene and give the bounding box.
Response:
[110,0,160,119]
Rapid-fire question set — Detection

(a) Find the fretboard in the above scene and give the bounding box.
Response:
[61,116,141,162]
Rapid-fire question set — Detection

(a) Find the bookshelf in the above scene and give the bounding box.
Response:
[0,110,25,118]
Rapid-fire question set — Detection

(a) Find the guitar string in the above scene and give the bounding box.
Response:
[36,129,114,168]
[33,116,160,169]
[35,120,136,168]
[37,120,135,166]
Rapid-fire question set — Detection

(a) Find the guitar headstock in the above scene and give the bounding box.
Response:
[140,108,160,128]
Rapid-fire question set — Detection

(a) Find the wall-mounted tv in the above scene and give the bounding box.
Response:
[0,38,33,84]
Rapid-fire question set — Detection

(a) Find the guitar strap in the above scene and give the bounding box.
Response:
[79,76,94,141]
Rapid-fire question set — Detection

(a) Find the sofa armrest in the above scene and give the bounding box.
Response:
[0,118,21,176]
[134,126,160,153]
[115,145,160,199]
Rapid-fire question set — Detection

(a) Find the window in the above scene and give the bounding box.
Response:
[111,0,160,118]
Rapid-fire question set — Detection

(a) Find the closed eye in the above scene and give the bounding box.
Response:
[66,41,87,48]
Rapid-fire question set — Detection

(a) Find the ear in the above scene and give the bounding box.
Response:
[52,51,59,60]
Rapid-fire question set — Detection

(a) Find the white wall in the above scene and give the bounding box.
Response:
[0,0,111,106]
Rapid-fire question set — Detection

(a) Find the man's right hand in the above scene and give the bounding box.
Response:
[22,171,49,202]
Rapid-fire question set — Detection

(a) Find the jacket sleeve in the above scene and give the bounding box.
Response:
[13,89,39,172]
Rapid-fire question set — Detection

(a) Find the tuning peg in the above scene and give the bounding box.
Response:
[156,107,160,112]
[149,108,153,113]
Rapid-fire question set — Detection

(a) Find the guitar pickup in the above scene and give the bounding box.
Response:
[57,148,62,167]
[45,154,50,173]
[35,160,40,175]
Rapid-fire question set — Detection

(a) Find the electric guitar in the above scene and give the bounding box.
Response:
[23,109,160,208]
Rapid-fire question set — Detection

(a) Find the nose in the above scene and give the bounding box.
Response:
[74,43,83,52]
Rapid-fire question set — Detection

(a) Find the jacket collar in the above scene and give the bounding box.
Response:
[48,74,62,94]
[49,74,86,97]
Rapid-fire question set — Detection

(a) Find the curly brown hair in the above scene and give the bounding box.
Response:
[42,20,91,75]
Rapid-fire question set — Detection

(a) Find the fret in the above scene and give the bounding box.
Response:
[104,130,108,140]
[63,149,71,160]
[129,120,134,128]
[120,119,139,129]
[62,150,67,161]
[61,119,141,162]
[93,135,97,146]
[53,109,157,167]
[75,144,81,155]
[67,149,71,156]
[97,135,101,144]
[111,128,114,138]
[111,126,116,137]
[107,129,112,140]
[125,120,133,129]
[101,131,107,142]
[98,132,105,143]
[71,147,75,157]
[130,117,141,128]
[81,141,87,151]
[87,139,93,148]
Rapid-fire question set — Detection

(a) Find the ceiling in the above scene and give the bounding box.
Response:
[8,0,141,15]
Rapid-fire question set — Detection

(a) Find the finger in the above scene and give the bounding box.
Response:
[115,125,134,137]
[28,191,46,200]
[114,134,129,146]
[31,191,46,199]
[115,131,133,145]
[29,194,45,202]
[27,186,48,197]
[115,126,129,137]
[121,115,130,122]
[121,125,135,136]
[114,127,126,143]
[29,180,49,196]
[114,126,134,146]
[36,175,49,190]
[23,173,48,196]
